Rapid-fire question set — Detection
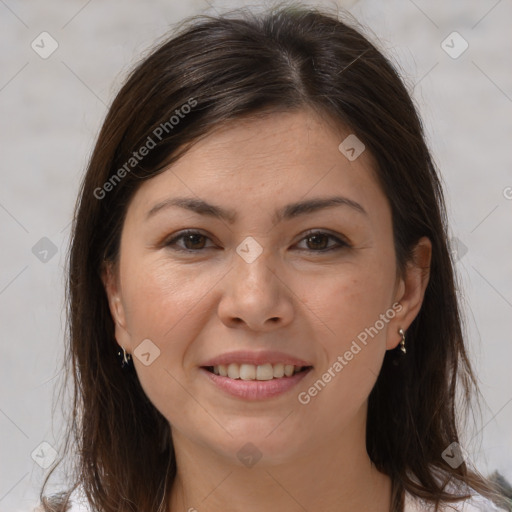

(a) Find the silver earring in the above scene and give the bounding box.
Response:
[398,328,406,354]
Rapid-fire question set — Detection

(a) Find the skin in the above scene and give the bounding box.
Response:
[103,108,431,512]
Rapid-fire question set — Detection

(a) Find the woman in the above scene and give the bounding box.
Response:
[38,4,509,512]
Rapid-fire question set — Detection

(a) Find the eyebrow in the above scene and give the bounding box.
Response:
[146,195,367,224]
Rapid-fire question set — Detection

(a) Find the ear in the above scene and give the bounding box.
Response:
[101,261,132,351]
[386,236,432,350]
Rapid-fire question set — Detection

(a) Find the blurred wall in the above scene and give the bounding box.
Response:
[1,0,511,510]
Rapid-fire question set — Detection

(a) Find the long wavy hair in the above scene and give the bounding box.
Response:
[40,3,509,511]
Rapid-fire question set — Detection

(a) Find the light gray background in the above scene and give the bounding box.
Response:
[1,0,511,511]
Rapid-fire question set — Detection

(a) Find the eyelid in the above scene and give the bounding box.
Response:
[163,229,351,252]
[298,229,351,248]
[162,229,216,250]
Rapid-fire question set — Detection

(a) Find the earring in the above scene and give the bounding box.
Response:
[398,328,406,354]
[117,346,132,368]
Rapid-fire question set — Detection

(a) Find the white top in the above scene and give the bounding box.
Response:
[47,484,505,512]
[404,489,505,511]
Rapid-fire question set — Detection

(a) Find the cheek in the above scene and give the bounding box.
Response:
[119,260,220,423]
[296,280,392,425]
[302,256,396,399]
[308,258,397,342]
[121,258,219,341]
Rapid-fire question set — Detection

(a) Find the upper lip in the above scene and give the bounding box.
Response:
[200,350,313,367]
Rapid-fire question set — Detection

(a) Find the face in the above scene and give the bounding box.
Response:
[103,108,429,466]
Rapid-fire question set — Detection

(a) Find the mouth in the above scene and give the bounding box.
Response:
[200,363,313,400]
[202,363,313,381]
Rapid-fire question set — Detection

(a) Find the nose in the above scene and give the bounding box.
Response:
[217,250,294,331]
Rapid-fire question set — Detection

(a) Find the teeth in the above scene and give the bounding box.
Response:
[211,363,307,380]
[256,363,273,380]
[240,364,256,380]
[273,363,285,378]
[227,363,239,379]
[284,364,295,377]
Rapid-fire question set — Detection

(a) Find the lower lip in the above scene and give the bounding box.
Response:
[200,367,312,400]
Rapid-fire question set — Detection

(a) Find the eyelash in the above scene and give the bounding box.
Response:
[163,229,350,253]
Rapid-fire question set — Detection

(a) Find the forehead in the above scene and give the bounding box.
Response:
[127,109,388,223]
[170,109,371,179]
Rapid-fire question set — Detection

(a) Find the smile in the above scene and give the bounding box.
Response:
[200,364,313,400]
[205,363,311,380]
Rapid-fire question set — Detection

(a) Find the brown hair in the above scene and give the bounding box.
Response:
[40,3,509,511]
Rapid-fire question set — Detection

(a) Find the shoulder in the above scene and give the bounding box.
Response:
[405,490,505,511]
[33,485,91,512]
[404,478,506,512]
[64,486,90,512]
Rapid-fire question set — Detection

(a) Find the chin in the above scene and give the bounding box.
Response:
[207,423,305,465]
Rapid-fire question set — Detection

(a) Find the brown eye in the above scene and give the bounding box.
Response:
[164,230,214,252]
[181,233,207,250]
[296,231,349,252]
[164,229,349,254]
[305,233,329,250]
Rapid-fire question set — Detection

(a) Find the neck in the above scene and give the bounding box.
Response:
[168,405,392,512]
